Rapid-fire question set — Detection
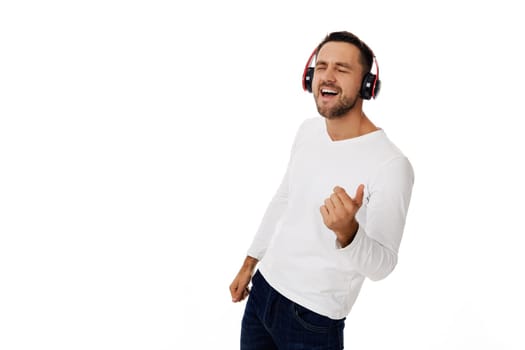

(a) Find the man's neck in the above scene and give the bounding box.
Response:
[325,111,378,141]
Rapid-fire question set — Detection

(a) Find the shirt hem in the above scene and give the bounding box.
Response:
[258,264,350,320]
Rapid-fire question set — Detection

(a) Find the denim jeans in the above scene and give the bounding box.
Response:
[241,270,345,350]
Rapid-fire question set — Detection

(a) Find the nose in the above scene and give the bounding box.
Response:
[320,66,336,84]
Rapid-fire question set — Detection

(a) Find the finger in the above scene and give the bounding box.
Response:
[242,288,250,300]
[354,184,365,207]
[230,283,243,302]
[230,287,239,302]
[330,192,344,209]
[324,198,335,210]
[333,186,353,208]
[320,205,330,219]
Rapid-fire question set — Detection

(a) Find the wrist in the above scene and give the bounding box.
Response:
[337,220,359,248]
[242,256,258,272]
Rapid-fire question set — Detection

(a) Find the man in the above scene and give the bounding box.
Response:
[230,31,414,349]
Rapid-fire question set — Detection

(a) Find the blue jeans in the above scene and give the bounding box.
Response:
[241,270,345,350]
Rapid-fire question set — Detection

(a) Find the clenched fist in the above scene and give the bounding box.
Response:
[320,185,365,248]
[229,256,258,303]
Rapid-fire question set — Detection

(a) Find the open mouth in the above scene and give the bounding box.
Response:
[320,88,339,97]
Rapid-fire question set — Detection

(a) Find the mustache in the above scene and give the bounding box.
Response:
[319,82,341,90]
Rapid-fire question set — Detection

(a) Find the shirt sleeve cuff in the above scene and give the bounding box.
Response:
[334,224,365,250]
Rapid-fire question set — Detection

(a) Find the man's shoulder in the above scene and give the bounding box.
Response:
[376,131,405,155]
[364,130,411,170]
[296,116,323,135]
[371,132,414,180]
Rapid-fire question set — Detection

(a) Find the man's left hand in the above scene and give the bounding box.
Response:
[320,185,365,247]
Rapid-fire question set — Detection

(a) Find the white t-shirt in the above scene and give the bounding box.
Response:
[247,116,414,320]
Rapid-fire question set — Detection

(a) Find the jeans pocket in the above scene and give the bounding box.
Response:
[292,303,335,334]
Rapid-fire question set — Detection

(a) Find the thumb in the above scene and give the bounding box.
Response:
[354,184,365,207]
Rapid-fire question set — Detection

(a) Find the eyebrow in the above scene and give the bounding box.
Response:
[315,60,353,69]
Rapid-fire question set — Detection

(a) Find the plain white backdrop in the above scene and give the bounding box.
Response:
[1,1,524,349]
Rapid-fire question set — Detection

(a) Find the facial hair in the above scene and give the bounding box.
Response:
[315,91,358,120]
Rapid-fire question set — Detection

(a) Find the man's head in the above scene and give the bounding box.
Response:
[311,31,376,119]
[316,31,374,76]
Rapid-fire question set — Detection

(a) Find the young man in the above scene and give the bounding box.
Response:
[230,31,414,349]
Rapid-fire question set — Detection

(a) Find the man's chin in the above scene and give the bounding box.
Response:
[317,106,347,120]
[316,100,356,119]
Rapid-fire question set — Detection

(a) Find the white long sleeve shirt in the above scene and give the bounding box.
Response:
[247,117,414,320]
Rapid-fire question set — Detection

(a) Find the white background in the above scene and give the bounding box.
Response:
[1,1,524,349]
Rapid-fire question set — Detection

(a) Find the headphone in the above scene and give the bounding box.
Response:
[302,46,381,100]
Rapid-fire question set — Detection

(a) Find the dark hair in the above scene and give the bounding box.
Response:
[316,31,374,75]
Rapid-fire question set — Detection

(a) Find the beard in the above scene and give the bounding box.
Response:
[315,92,358,120]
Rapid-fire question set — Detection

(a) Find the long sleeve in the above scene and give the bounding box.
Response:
[246,167,290,260]
[246,121,308,260]
[338,156,415,281]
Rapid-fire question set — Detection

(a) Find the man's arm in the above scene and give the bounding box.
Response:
[229,120,306,302]
[321,157,414,281]
[228,168,289,303]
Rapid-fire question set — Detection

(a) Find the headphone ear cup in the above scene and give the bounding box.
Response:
[304,67,314,93]
[360,73,376,100]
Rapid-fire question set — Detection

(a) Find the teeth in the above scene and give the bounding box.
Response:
[321,89,338,95]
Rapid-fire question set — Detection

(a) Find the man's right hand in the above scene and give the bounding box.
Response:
[229,256,258,302]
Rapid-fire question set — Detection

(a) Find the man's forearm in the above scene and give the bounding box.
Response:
[242,256,259,272]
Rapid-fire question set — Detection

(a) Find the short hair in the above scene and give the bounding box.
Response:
[316,31,374,75]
